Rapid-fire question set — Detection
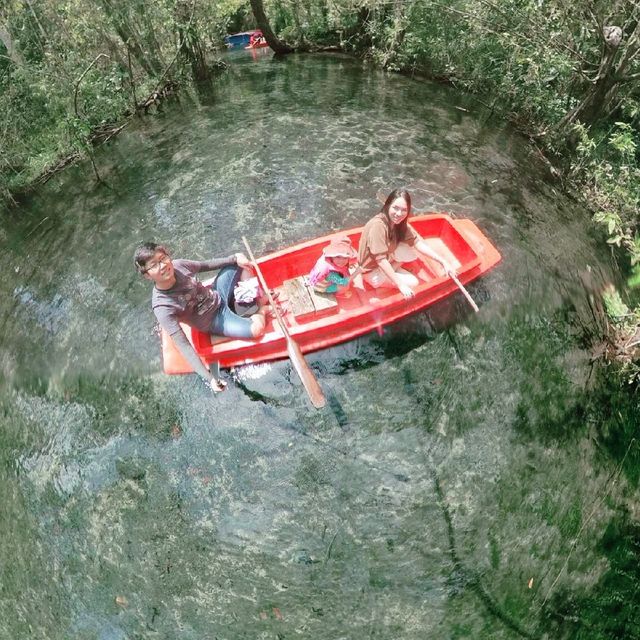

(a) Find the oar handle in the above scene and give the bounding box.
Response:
[241,238,289,337]
[241,237,326,409]
[417,252,480,313]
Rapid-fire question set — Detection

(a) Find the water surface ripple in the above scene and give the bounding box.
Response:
[0,52,627,639]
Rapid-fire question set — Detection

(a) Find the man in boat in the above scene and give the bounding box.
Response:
[134,243,268,392]
[358,188,456,299]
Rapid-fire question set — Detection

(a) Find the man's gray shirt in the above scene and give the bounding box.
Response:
[152,259,226,334]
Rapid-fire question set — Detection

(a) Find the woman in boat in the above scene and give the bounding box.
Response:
[134,243,268,392]
[357,188,455,299]
[308,236,357,294]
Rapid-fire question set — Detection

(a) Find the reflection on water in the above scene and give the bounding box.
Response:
[0,52,634,639]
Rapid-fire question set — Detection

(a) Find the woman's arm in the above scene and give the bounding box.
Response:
[348,264,362,282]
[414,239,455,274]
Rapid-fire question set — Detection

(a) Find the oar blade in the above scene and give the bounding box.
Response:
[286,337,326,408]
[242,235,326,409]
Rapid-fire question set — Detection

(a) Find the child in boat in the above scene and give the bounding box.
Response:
[309,236,358,293]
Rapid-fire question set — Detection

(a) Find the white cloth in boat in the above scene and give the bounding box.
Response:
[233,277,261,304]
[362,242,418,288]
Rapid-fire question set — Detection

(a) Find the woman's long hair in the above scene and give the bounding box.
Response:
[381,188,411,243]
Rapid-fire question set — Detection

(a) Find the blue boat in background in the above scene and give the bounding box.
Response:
[224,30,261,48]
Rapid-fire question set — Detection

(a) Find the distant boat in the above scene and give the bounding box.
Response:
[224,29,261,48]
[161,214,502,374]
[245,31,269,49]
[246,39,269,49]
[246,34,269,49]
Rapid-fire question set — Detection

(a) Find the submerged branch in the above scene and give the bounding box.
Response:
[29,80,175,189]
[432,473,539,639]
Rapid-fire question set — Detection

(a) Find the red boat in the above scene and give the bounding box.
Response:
[161,214,501,374]
[245,32,269,49]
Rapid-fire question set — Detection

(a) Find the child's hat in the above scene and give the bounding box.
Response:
[323,236,357,260]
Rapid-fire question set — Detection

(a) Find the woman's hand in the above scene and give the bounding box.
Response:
[398,283,415,299]
[235,252,253,270]
[440,259,456,276]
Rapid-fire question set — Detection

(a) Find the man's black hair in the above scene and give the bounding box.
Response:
[134,242,168,273]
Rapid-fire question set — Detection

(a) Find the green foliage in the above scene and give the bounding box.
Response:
[0,0,243,196]
[568,117,640,380]
[548,509,640,639]
[603,287,630,320]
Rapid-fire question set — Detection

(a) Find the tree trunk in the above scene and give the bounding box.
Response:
[566,53,617,126]
[342,6,373,50]
[100,0,164,77]
[557,24,636,132]
[175,0,209,81]
[249,0,293,54]
[98,26,127,70]
[0,23,24,66]
[382,0,409,69]
[290,1,304,45]
[134,1,167,69]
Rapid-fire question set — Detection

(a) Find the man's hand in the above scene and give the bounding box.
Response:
[210,378,228,393]
[235,253,253,270]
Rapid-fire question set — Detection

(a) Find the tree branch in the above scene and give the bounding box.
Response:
[249,0,294,54]
[615,20,640,76]
[147,0,197,96]
[477,0,594,65]
[585,1,603,33]
[126,47,139,116]
[0,23,25,66]
[74,54,109,118]
[618,70,640,82]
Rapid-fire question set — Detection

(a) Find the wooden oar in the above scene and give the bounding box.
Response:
[376,189,480,313]
[448,271,479,312]
[242,236,326,409]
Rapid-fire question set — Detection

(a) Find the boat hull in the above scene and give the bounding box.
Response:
[161,214,501,373]
[224,30,261,48]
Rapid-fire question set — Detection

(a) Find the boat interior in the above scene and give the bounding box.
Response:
[194,215,479,339]
[265,216,479,326]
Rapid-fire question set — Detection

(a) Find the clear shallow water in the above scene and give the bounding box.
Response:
[0,52,636,639]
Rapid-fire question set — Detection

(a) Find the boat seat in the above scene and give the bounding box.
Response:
[277,276,338,320]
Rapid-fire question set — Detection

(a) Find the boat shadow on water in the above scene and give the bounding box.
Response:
[231,278,489,417]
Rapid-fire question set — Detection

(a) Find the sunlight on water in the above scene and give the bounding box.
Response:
[0,53,631,640]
